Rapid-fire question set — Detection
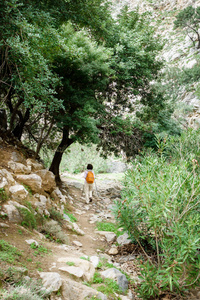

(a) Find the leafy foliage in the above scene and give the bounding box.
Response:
[114,129,200,298]
[1,0,169,181]
[18,207,37,229]
[174,6,200,48]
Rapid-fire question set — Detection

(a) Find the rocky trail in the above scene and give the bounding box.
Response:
[0,141,200,300]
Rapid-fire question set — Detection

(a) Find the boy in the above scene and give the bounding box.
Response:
[84,164,95,204]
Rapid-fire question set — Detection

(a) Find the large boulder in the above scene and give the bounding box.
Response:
[38,272,62,293]
[11,151,26,164]
[0,169,16,185]
[62,278,107,300]
[35,170,56,193]
[3,201,31,223]
[58,256,95,282]
[26,158,44,171]
[8,161,31,174]
[15,174,42,192]
[9,184,28,200]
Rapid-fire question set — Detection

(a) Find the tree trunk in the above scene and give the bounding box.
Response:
[12,108,30,140]
[49,127,73,183]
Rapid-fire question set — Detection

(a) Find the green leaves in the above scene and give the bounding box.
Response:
[115,130,200,297]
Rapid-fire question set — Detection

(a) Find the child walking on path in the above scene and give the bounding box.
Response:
[84,164,95,204]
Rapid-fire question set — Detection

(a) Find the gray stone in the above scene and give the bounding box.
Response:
[96,231,116,243]
[39,272,62,293]
[26,159,44,171]
[101,268,128,292]
[25,239,39,247]
[8,161,31,174]
[90,256,99,268]
[62,278,107,300]
[0,177,8,189]
[108,247,118,255]
[9,184,28,200]
[58,256,95,282]
[3,202,22,223]
[11,152,25,163]
[117,232,131,245]
[59,266,84,278]
[72,240,83,247]
[0,169,16,185]
[0,223,9,228]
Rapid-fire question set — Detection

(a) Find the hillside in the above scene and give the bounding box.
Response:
[112,0,200,129]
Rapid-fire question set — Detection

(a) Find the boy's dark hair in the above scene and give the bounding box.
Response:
[87,164,93,170]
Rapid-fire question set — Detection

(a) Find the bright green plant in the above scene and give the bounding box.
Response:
[115,131,200,298]
[30,243,49,256]
[0,188,7,203]
[92,272,103,284]
[64,211,77,223]
[96,221,122,237]
[0,240,22,264]
[97,278,123,298]
[66,261,75,266]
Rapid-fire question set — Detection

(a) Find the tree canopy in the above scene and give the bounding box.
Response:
[0,0,169,181]
[174,6,200,48]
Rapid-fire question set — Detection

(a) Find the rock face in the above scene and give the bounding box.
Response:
[35,169,56,193]
[15,174,42,192]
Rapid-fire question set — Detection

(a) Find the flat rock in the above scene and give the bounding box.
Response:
[59,266,84,278]
[58,256,95,281]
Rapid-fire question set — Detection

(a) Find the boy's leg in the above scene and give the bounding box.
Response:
[89,184,93,201]
[84,182,90,204]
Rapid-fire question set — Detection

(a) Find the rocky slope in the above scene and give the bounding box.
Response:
[0,136,135,300]
[113,0,200,129]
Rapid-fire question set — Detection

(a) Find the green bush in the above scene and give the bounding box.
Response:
[18,207,37,230]
[114,130,200,298]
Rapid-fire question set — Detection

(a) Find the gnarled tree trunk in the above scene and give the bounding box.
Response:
[49,127,73,183]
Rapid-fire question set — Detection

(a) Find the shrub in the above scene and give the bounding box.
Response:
[0,278,50,300]
[18,207,37,230]
[49,208,63,224]
[114,131,200,298]
[40,219,68,244]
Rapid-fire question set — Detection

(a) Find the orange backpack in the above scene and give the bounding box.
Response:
[86,171,94,184]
